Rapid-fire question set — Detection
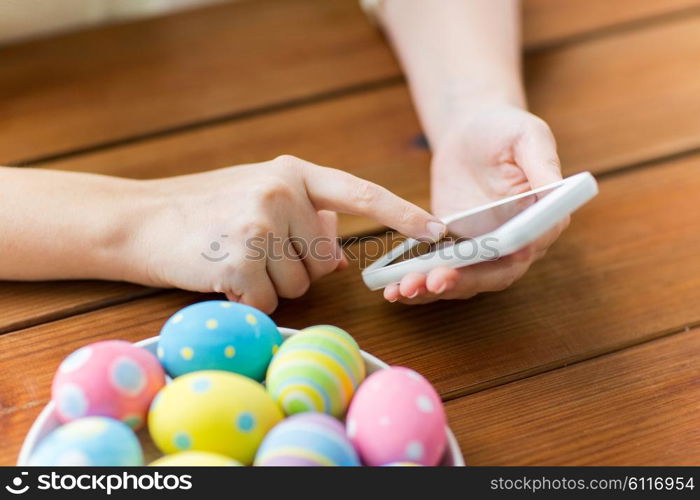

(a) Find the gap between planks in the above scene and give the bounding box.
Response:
[524,3,700,53]
[8,7,700,168]
[2,153,700,408]
[440,320,700,403]
[9,76,403,168]
[4,143,700,337]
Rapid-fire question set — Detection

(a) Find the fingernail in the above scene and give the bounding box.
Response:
[408,290,420,299]
[434,282,447,294]
[387,296,398,303]
[425,220,447,241]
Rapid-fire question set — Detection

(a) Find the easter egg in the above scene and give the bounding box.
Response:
[148,370,283,464]
[150,451,242,466]
[266,325,365,417]
[382,462,422,466]
[158,301,282,381]
[254,412,360,466]
[346,366,447,466]
[29,417,143,466]
[51,340,165,429]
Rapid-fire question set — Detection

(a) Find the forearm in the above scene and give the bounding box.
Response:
[376,0,525,147]
[0,167,147,282]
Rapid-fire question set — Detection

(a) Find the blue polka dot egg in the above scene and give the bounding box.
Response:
[29,417,143,466]
[255,412,360,466]
[148,370,283,465]
[158,301,282,381]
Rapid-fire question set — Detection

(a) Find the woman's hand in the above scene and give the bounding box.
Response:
[128,155,445,312]
[383,104,569,304]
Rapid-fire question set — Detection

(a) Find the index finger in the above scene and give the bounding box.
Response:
[302,163,446,241]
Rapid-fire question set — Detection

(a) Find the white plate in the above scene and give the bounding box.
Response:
[18,328,465,466]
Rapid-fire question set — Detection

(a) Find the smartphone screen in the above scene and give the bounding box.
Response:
[390,185,559,264]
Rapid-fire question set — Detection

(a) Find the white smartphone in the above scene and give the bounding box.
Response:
[361,171,599,291]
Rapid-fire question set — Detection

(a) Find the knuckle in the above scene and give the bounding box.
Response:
[352,181,379,211]
[530,115,552,134]
[241,220,273,239]
[251,177,295,203]
[396,203,417,229]
[545,155,562,172]
[273,154,301,167]
[317,256,340,276]
[272,154,309,176]
[306,251,340,280]
[280,276,310,299]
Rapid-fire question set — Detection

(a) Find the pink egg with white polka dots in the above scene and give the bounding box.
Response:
[346,366,447,466]
[51,340,165,430]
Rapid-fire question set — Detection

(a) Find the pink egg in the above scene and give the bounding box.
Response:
[346,366,447,466]
[51,340,165,430]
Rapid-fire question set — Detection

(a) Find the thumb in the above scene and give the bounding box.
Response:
[302,164,446,241]
[515,119,563,188]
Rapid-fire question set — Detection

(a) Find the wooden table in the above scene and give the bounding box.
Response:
[2,0,699,465]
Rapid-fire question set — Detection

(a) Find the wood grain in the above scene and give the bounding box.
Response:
[0,281,156,335]
[529,13,700,175]
[2,10,700,381]
[37,85,429,238]
[34,13,700,235]
[0,291,202,466]
[0,0,400,164]
[446,327,700,465]
[2,156,700,464]
[0,86,428,335]
[523,0,700,49]
[3,0,698,165]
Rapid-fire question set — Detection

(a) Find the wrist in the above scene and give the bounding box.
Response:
[426,81,526,149]
[89,178,163,286]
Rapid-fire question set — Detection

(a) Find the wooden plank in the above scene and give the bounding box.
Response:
[0,85,428,336]
[2,156,700,463]
[523,0,700,49]
[3,12,700,352]
[36,85,429,238]
[529,13,700,174]
[0,0,400,164]
[3,0,698,165]
[0,292,202,466]
[445,328,700,465]
[0,281,156,335]
[32,13,700,231]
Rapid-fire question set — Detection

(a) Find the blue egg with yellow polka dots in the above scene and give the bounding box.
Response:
[158,301,282,381]
[28,417,143,466]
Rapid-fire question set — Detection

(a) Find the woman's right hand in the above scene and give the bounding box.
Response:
[126,155,445,313]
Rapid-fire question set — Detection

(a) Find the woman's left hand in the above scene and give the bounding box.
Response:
[384,104,570,304]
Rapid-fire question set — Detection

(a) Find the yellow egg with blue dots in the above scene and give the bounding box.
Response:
[148,370,283,464]
[266,325,365,417]
[149,451,242,466]
[158,301,282,381]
